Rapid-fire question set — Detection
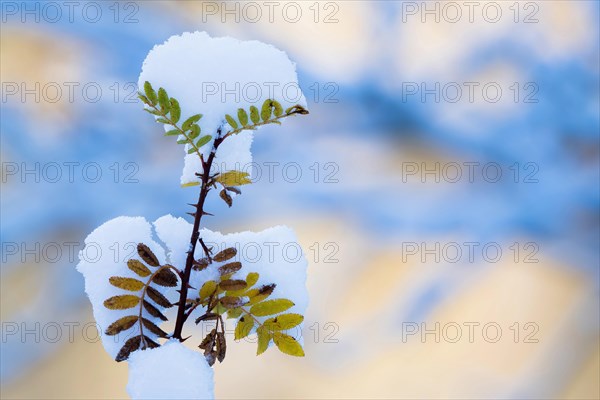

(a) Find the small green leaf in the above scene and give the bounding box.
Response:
[199,280,218,301]
[256,326,271,355]
[273,332,304,357]
[187,147,197,154]
[144,81,157,105]
[189,124,200,139]
[250,299,294,317]
[109,276,145,292]
[138,93,151,105]
[196,135,212,148]
[237,108,249,126]
[225,114,238,130]
[250,106,260,124]
[164,129,180,136]
[157,88,170,112]
[272,100,283,117]
[235,316,255,340]
[169,98,181,123]
[104,295,140,310]
[156,117,170,124]
[182,114,202,131]
[176,139,188,145]
[261,99,272,122]
[214,171,252,186]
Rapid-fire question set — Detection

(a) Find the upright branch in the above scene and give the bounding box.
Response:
[133,81,309,361]
[172,130,224,340]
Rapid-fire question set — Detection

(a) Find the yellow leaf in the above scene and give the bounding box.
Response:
[250,299,294,317]
[246,272,259,288]
[199,281,217,301]
[235,316,255,340]
[105,315,138,335]
[214,171,252,186]
[273,332,304,357]
[256,326,271,355]
[109,276,145,291]
[263,313,304,331]
[128,259,151,277]
[104,295,140,310]
[181,181,200,188]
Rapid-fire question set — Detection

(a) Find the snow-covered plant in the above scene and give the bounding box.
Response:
[77,32,309,399]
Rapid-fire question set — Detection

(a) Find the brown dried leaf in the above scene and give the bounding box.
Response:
[152,267,178,287]
[128,259,151,277]
[247,283,276,305]
[141,317,169,338]
[195,313,218,324]
[116,335,141,362]
[104,295,140,310]
[218,262,242,276]
[220,296,244,309]
[219,279,247,292]
[216,331,226,363]
[105,315,138,336]
[219,189,233,207]
[193,258,210,271]
[146,286,172,308]
[109,276,145,292]
[213,247,237,262]
[199,328,216,351]
[143,300,168,321]
[137,243,159,266]
[225,186,241,195]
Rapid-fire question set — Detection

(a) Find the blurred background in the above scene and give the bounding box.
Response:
[1,1,599,399]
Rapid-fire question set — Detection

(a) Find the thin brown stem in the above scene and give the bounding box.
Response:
[172,132,224,340]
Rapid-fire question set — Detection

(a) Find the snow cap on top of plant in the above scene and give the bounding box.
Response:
[138,31,307,185]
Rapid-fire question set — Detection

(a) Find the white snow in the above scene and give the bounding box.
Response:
[138,31,307,185]
[127,340,214,400]
[154,214,309,340]
[76,217,173,360]
[78,214,308,360]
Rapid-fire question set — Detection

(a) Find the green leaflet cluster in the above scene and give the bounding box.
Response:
[138,82,211,160]
[191,246,305,365]
[223,99,309,137]
[103,243,179,362]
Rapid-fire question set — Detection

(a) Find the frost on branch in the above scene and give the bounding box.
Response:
[138,31,307,186]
